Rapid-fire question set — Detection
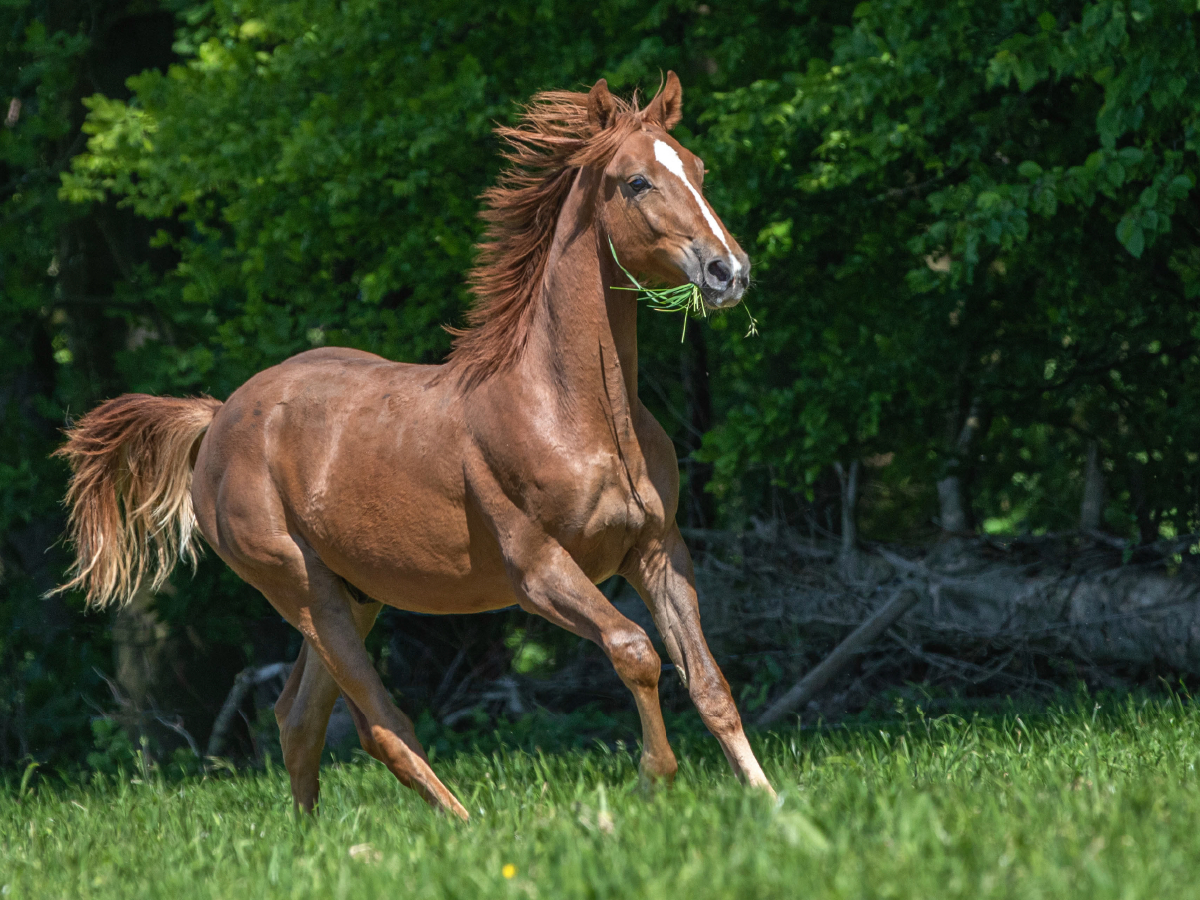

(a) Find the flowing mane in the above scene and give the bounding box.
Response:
[446,87,644,383]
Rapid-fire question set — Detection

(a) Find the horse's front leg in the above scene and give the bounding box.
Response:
[626,525,775,795]
[497,528,678,787]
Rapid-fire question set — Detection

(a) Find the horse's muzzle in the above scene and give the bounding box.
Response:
[700,252,750,309]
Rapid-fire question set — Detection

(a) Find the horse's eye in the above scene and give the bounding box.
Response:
[628,175,651,195]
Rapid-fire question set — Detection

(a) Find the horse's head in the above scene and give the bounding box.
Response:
[591,73,750,310]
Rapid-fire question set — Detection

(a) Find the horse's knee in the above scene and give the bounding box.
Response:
[605,627,661,690]
[341,694,384,759]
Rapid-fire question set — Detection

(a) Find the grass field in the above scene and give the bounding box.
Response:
[4,693,1200,899]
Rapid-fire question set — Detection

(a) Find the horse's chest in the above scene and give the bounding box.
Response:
[473,406,665,581]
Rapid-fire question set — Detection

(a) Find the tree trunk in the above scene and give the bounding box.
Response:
[834,460,861,579]
[111,587,175,711]
[938,397,982,535]
[936,477,971,534]
[834,461,859,557]
[680,325,714,528]
[1080,441,1106,532]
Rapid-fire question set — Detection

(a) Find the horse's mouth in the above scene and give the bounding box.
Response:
[699,280,745,310]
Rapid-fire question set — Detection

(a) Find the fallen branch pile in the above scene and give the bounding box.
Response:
[681,525,1200,721]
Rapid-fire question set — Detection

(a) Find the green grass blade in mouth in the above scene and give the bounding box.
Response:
[609,239,719,342]
[609,239,760,341]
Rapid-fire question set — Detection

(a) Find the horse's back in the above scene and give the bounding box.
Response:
[278,346,388,366]
[203,347,440,456]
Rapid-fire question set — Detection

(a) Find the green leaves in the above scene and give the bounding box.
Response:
[1115,215,1145,258]
[696,0,1200,535]
[61,0,749,395]
[610,239,708,342]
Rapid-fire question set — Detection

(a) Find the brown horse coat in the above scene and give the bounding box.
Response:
[57,74,773,818]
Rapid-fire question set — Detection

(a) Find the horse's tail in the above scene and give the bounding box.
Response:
[52,394,223,609]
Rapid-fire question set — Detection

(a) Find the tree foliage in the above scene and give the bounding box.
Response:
[60,0,832,394]
[1,0,111,767]
[698,0,1200,536]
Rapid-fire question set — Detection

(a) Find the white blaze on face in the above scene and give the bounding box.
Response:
[653,139,741,276]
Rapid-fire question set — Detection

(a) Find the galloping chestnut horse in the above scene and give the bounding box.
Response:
[56,73,774,819]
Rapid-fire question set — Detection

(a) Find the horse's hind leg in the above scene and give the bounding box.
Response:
[273,643,326,812]
[228,535,468,820]
[274,599,382,812]
[300,588,468,819]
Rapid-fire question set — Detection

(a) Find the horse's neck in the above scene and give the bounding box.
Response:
[527,176,640,409]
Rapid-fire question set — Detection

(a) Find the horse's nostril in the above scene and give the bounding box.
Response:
[707,258,732,285]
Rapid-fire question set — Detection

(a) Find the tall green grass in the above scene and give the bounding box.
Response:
[4,694,1200,898]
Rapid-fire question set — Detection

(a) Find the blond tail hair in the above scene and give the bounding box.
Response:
[52,394,223,609]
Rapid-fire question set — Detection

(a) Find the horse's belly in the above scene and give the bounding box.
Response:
[314,525,516,619]
[309,503,518,615]
[349,566,518,614]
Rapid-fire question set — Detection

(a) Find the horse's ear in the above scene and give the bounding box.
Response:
[587,79,617,131]
[643,71,683,131]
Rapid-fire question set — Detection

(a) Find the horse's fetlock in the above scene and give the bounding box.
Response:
[641,748,678,782]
